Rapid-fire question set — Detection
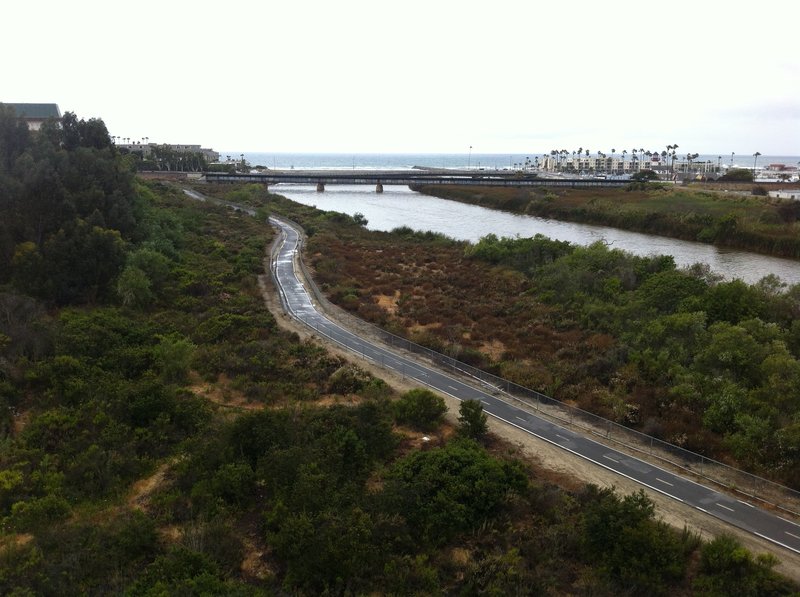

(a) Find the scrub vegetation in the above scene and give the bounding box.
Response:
[220,182,800,491]
[415,184,800,258]
[0,109,797,593]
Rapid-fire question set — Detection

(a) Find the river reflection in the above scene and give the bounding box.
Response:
[272,184,800,286]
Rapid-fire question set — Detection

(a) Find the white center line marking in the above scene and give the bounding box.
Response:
[603,455,619,463]
[555,433,570,441]
[447,385,458,391]
[656,478,674,486]
[515,416,526,422]
[716,503,735,512]
[738,500,755,508]
[786,531,800,540]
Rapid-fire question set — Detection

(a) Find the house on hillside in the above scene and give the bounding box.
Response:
[4,103,61,130]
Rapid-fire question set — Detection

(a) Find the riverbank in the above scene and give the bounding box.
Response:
[413,184,800,260]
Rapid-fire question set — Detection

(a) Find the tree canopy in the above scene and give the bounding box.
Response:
[0,107,140,303]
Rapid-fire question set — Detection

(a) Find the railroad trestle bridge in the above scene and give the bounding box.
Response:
[204,170,631,192]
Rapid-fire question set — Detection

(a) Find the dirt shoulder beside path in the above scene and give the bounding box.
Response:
[258,240,800,582]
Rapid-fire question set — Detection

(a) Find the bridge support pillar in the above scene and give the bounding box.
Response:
[375,182,383,193]
[316,182,325,192]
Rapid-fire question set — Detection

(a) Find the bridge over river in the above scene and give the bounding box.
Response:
[204,170,631,192]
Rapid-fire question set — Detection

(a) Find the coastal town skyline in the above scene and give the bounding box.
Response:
[5,0,798,154]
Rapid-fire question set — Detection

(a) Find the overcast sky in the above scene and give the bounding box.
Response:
[5,0,798,155]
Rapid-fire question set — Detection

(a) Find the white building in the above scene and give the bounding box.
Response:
[769,189,800,201]
[115,142,219,163]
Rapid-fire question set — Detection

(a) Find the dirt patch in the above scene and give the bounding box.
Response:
[160,525,183,543]
[187,372,261,411]
[315,394,365,408]
[479,339,506,361]
[128,460,174,510]
[0,533,33,550]
[409,322,442,334]
[240,535,275,581]
[375,292,400,315]
[450,547,471,566]
[12,409,31,435]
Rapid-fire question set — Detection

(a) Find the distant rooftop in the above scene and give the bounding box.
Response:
[4,102,61,119]
[3,103,62,131]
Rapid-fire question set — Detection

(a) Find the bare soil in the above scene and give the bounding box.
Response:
[128,461,173,510]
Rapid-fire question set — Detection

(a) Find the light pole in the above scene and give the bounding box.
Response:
[468,145,472,169]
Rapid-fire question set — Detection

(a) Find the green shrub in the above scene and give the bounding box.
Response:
[393,388,447,431]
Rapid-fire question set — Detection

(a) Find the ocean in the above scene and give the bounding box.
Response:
[233,152,800,172]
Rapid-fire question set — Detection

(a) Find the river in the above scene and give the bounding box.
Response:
[271,183,800,286]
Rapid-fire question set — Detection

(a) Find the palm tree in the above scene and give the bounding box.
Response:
[753,151,761,178]
[669,145,679,172]
[685,152,699,174]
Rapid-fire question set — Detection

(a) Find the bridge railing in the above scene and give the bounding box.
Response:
[280,215,800,519]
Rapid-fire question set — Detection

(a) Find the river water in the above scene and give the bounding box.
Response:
[271,183,800,286]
